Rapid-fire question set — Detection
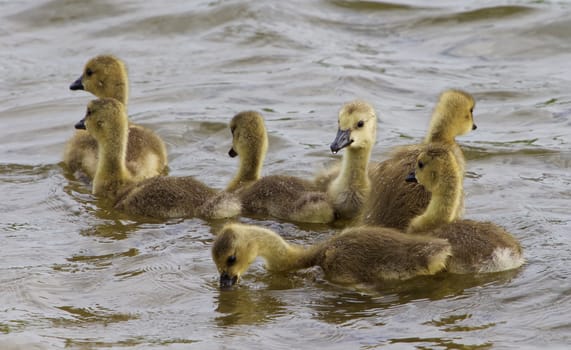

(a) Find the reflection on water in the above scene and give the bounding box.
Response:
[215,288,288,326]
[50,305,136,327]
[309,269,522,324]
[1,0,571,349]
[388,336,493,349]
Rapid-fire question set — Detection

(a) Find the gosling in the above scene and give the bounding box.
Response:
[326,100,377,220]
[225,111,334,224]
[212,223,452,288]
[406,144,524,273]
[63,55,168,181]
[360,89,476,230]
[76,97,240,220]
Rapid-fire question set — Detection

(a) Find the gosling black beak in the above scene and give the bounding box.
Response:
[228,147,238,158]
[75,118,86,130]
[330,128,353,154]
[69,75,84,91]
[472,123,477,130]
[220,272,238,289]
[405,171,417,183]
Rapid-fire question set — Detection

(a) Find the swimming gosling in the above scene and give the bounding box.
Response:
[76,98,240,220]
[63,55,168,181]
[326,100,377,220]
[225,111,334,224]
[406,144,524,273]
[360,89,476,230]
[212,223,452,288]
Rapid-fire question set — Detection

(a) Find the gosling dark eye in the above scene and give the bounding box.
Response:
[230,127,236,135]
[227,255,236,266]
[418,160,424,169]
[86,108,92,116]
[470,107,473,114]
[357,120,364,128]
[86,68,93,77]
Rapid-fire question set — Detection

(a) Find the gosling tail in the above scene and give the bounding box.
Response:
[199,192,242,219]
[288,192,335,224]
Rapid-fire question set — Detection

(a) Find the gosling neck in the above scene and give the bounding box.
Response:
[336,145,371,190]
[326,144,372,219]
[408,171,463,233]
[249,227,320,272]
[227,146,266,192]
[111,73,129,106]
[424,109,455,144]
[93,129,132,196]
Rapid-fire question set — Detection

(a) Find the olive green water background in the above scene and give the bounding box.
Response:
[1,0,570,349]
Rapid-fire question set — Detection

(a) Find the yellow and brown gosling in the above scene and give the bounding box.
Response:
[360,89,476,230]
[212,223,451,288]
[76,97,240,220]
[63,55,168,181]
[406,144,524,273]
[325,100,377,220]
[225,111,334,224]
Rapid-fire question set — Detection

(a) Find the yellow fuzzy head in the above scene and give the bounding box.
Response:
[427,90,476,142]
[408,145,459,193]
[330,100,377,154]
[228,111,268,159]
[70,55,129,104]
[75,97,127,142]
[212,224,259,289]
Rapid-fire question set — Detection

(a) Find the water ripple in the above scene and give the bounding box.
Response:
[93,2,251,38]
[416,5,536,26]
[8,0,128,28]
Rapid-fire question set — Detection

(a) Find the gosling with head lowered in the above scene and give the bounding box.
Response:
[212,223,452,288]
[406,144,524,273]
[225,111,334,224]
[75,97,240,220]
[64,55,168,181]
[360,89,477,230]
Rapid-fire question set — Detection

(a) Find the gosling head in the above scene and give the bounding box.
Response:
[330,100,377,154]
[428,89,476,142]
[75,97,127,142]
[405,144,459,193]
[228,111,268,159]
[212,224,259,289]
[70,55,128,104]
